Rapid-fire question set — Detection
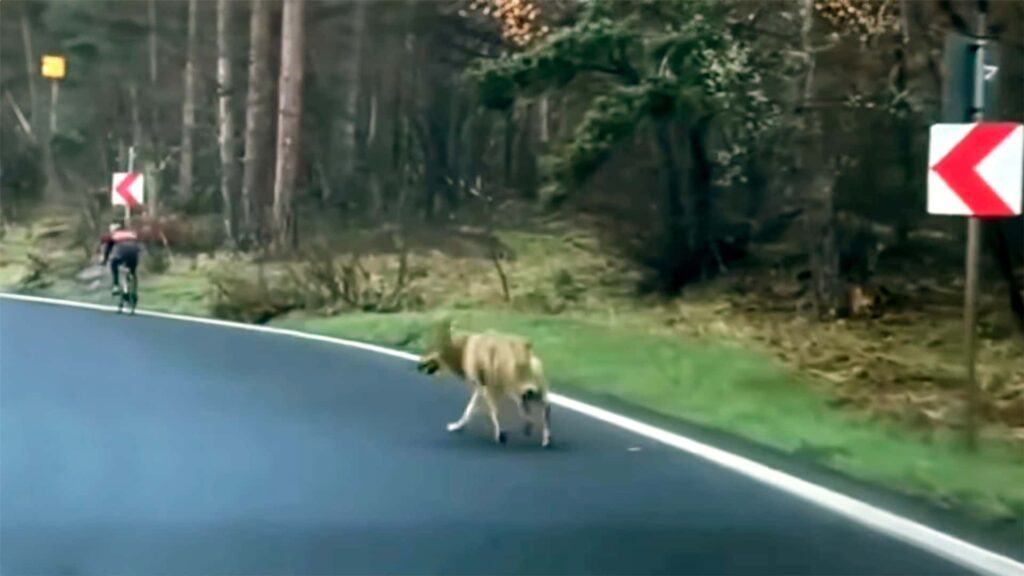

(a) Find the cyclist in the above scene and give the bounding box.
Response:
[98,220,140,296]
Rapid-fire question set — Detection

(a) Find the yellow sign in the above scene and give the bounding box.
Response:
[41,55,65,79]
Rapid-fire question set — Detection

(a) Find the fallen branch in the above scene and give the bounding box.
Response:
[4,91,37,146]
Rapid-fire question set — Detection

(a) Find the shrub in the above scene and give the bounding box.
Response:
[17,252,53,290]
[208,265,297,324]
[144,245,171,274]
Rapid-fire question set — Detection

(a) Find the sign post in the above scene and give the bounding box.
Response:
[40,55,65,134]
[963,8,985,451]
[126,146,136,224]
[931,1,1023,450]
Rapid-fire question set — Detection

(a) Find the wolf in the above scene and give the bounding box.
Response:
[417,319,552,448]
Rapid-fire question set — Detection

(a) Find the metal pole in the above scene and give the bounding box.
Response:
[49,80,58,134]
[125,146,136,225]
[963,2,987,450]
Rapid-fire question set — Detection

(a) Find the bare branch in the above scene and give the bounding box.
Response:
[4,91,37,146]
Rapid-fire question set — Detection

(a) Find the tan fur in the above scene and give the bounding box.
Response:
[417,319,552,448]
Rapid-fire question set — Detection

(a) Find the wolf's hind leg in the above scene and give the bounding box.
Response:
[482,389,506,444]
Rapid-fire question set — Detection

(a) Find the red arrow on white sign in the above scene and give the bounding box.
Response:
[928,123,1022,217]
[111,172,144,208]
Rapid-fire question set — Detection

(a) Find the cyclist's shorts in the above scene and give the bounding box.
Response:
[111,243,139,268]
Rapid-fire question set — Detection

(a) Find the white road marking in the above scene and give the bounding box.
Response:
[2,292,1022,576]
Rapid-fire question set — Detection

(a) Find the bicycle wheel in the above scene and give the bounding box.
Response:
[127,272,138,314]
[116,268,128,314]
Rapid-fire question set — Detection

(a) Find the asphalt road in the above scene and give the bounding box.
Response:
[0,299,983,575]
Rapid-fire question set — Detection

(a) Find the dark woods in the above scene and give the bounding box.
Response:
[0,0,1021,330]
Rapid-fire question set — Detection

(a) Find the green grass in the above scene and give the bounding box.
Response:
[279,310,1024,523]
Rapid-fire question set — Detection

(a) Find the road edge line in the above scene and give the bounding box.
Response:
[2,292,1021,576]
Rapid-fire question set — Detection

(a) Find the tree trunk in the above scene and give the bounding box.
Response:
[217,0,239,246]
[894,1,914,246]
[421,81,455,219]
[366,86,382,217]
[654,121,683,237]
[390,65,404,175]
[503,107,515,186]
[689,118,713,277]
[798,0,839,318]
[148,0,158,85]
[147,0,161,160]
[129,83,143,153]
[804,148,839,317]
[272,0,306,251]
[179,0,198,198]
[143,160,161,218]
[21,6,59,201]
[367,86,378,147]
[745,152,767,220]
[514,102,538,197]
[467,111,489,194]
[538,95,550,144]
[20,8,39,133]
[242,0,274,247]
[653,120,688,293]
[341,0,367,187]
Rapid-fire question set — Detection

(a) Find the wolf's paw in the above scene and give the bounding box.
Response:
[496,431,508,444]
[447,422,466,433]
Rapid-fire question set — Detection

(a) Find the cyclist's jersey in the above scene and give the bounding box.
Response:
[100,229,140,263]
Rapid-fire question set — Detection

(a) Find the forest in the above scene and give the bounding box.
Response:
[1,0,1022,527]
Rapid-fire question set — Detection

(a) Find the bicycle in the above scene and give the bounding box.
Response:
[114,264,138,315]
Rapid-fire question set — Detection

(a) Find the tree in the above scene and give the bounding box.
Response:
[271,0,306,250]
[795,0,839,318]
[18,2,61,202]
[469,0,773,291]
[241,0,274,246]
[146,0,160,160]
[178,0,198,198]
[341,0,368,189]
[19,5,40,137]
[216,0,239,245]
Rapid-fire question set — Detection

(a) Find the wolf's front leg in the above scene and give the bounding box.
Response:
[448,388,481,432]
[540,403,552,448]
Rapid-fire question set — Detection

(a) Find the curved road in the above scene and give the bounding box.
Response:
[0,299,1003,575]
